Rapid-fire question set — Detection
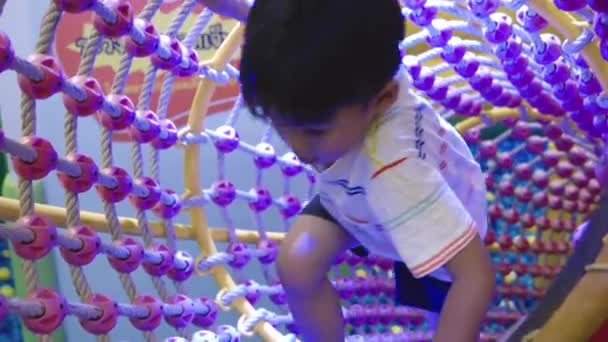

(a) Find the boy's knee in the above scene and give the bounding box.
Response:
[276,242,325,296]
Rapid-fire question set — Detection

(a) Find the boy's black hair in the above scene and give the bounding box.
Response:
[239,0,405,125]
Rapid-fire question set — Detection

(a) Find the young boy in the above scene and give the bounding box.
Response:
[198,0,496,341]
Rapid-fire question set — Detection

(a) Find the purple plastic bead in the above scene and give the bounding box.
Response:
[455,57,479,77]
[427,85,448,101]
[408,5,437,26]
[470,73,493,91]
[168,250,194,282]
[481,84,503,101]
[402,0,427,8]
[553,0,586,11]
[494,37,522,60]
[280,152,303,176]
[502,55,528,74]
[216,325,240,342]
[269,279,287,305]
[508,69,534,87]
[493,92,513,106]
[279,194,302,217]
[210,180,236,207]
[543,59,570,85]
[463,128,481,144]
[441,43,466,63]
[253,142,276,169]
[601,39,608,62]
[165,294,195,328]
[248,187,272,212]
[579,73,602,95]
[227,242,251,269]
[0,295,6,322]
[257,239,279,264]
[588,0,608,12]
[336,278,355,299]
[348,304,366,326]
[484,13,513,44]
[142,244,173,277]
[467,0,500,17]
[412,71,435,91]
[442,93,462,109]
[519,80,543,98]
[240,280,261,304]
[212,125,239,154]
[403,56,421,79]
[516,6,548,32]
[562,94,583,112]
[426,28,452,47]
[553,80,579,101]
[594,13,608,39]
[533,34,562,65]
[192,297,218,328]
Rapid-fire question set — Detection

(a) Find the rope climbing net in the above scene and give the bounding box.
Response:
[0,0,607,341]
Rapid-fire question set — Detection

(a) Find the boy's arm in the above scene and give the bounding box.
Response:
[435,235,495,342]
[197,0,252,22]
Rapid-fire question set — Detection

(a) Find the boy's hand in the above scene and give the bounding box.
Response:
[197,0,252,22]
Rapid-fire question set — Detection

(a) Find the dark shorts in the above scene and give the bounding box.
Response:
[301,195,451,313]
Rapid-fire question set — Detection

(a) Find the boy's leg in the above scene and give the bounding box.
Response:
[277,196,357,342]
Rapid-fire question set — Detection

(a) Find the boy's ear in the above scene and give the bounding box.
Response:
[372,80,400,114]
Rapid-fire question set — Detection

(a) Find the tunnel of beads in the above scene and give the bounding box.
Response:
[0,0,607,341]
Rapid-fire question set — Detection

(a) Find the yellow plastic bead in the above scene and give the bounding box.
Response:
[0,285,14,298]
[504,271,517,284]
[0,267,10,280]
[1,250,9,258]
[391,325,403,333]
[355,269,367,278]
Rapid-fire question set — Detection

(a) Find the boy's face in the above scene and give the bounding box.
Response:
[270,81,400,169]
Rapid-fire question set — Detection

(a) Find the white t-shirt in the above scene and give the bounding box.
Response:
[316,70,488,282]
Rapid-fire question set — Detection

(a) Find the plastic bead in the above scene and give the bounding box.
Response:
[508,69,534,87]
[0,295,7,322]
[568,149,587,166]
[441,43,466,64]
[463,128,481,144]
[588,0,608,13]
[151,35,183,70]
[496,153,513,169]
[280,152,303,176]
[279,194,302,218]
[174,46,200,77]
[269,279,287,305]
[518,81,542,99]
[257,239,279,264]
[13,215,57,260]
[601,39,608,62]
[165,294,194,328]
[408,5,437,26]
[426,26,452,47]
[427,84,448,101]
[525,136,546,155]
[62,76,104,117]
[166,338,189,342]
[240,279,261,304]
[192,330,219,342]
[57,153,99,193]
[129,110,161,143]
[107,237,144,273]
[553,0,586,11]
[494,37,522,61]
[60,225,101,266]
[594,13,608,39]
[152,189,181,219]
[151,119,178,149]
[454,56,479,77]
[226,242,251,269]
[0,32,15,73]
[17,54,64,99]
[516,6,548,32]
[53,0,95,13]
[97,94,136,131]
[95,166,133,203]
[168,250,194,281]
[253,143,277,169]
[479,141,497,158]
[192,297,218,328]
[11,136,58,181]
[248,187,272,212]
[481,84,503,102]
[467,0,499,17]
[80,293,118,335]
[412,71,435,91]
[130,295,163,331]
[23,288,66,334]
[93,0,134,38]
[142,244,173,277]
[216,325,240,342]
[484,13,512,44]
[502,55,527,76]
[533,34,562,65]
[210,180,237,206]
[555,136,574,152]
[128,177,161,210]
[441,93,461,110]
[124,19,159,57]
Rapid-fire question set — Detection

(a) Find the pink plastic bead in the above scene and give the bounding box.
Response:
[80,293,118,335]
[542,150,562,167]
[168,250,194,281]
[53,0,95,13]
[57,153,99,193]
[129,110,161,143]
[97,94,136,131]
[280,152,303,176]
[0,31,15,73]
[496,153,513,169]
[108,237,144,273]
[151,35,182,70]
[279,194,301,218]
[165,294,195,328]
[124,19,159,57]
[555,136,574,151]
[60,225,100,266]
[23,288,67,334]
[248,187,272,212]
[213,125,240,153]
[226,242,250,269]
[257,239,278,264]
[253,142,277,168]
[152,189,181,219]
[17,54,64,99]
[128,177,161,210]
[142,244,173,277]
[151,119,178,149]
[13,215,57,260]
[130,295,163,331]
[479,141,497,158]
[93,0,134,37]
[525,136,546,155]
[174,46,199,77]
[62,76,104,116]
[192,297,218,328]
[210,180,237,206]
[11,136,58,180]
[95,166,133,203]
